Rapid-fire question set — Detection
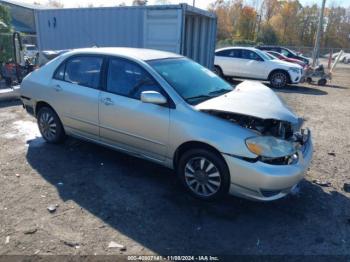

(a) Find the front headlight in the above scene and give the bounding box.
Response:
[289,67,300,73]
[245,136,296,158]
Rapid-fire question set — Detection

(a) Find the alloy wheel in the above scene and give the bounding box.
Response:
[271,72,287,88]
[184,157,221,197]
[39,111,57,141]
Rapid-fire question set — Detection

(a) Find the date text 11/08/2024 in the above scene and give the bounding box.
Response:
[127,256,219,261]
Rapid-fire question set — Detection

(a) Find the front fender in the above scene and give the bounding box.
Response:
[168,104,258,159]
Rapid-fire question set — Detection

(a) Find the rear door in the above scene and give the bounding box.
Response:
[214,49,242,76]
[99,57,170,161]
[50,55,103,140]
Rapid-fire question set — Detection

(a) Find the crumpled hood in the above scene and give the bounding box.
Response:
[195,81,299,124]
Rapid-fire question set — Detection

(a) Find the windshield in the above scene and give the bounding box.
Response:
[148,58,233,105]
[26,46,36,51]
[264,52,277,60]
[285,48,296,56]
[256,49,274,60]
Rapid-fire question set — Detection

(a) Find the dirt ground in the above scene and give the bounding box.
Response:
[0,63,349,258]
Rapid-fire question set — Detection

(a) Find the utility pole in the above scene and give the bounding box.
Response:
[312,0,326,67]
[192,0,195,7]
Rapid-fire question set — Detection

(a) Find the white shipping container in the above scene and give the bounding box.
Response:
[35,4,217,69]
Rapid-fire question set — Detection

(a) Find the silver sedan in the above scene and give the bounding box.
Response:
[20,48,313,201]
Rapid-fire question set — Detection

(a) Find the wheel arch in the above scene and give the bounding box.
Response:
[35,101,56,117]
[214,64,223,71]
[213,64,224,76]
[268,69,291,84]
[173,141,226,171]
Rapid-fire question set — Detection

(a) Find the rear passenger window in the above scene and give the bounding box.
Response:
[215,49,240,58]
[107,58,162,100]
[54,62,65,80]
[64,56,103,89]
[215,50,231,57]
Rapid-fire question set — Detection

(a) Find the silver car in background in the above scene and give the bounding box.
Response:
[20,48,313,201]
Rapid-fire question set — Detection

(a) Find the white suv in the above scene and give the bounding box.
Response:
[214,47,303,88]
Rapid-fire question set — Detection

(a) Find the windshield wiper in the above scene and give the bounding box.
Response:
[185,94,212,102]
[209,88,231,96]
[186,89,231,103]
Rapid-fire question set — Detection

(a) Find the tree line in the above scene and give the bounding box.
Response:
[209,0,350,49]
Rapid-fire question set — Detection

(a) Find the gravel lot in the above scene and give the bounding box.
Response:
[0,64,349,258]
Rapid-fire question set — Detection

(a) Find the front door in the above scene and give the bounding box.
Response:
[240,50,267,79]
[99,57,170,161]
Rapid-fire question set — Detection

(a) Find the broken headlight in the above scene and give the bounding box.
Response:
[245,136,297,158]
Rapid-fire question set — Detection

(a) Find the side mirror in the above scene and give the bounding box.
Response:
[141,91,167,105]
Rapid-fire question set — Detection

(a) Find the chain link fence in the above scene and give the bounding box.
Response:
[283,46,350,59]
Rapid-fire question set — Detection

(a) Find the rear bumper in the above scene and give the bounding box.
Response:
[20,95,35,116]
[224,134,313,201]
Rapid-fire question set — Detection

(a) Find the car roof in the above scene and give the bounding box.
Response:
[64,47,183,61]
[215,46,259,52]
[257,46,281,48]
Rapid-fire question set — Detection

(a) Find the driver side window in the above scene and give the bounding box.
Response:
[107,58,162,100]
[241,50,262,61]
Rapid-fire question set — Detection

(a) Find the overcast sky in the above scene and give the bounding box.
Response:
[17,0,350,9]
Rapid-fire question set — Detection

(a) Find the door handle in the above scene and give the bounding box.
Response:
[102,97,114,106]
[54,84,62,92]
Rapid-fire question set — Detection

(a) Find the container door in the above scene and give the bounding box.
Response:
[143,9,183,53]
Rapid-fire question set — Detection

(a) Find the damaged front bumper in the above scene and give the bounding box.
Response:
[223,130,313,201]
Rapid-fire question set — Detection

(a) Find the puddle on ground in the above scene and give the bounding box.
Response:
[2,120,44,147]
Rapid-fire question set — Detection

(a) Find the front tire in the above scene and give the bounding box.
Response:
[37,107,65,143]
[177,149,230,200]
[270,71,288,88]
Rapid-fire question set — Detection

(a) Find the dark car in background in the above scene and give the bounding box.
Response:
[256,46,309,65]
[266,51,307,68]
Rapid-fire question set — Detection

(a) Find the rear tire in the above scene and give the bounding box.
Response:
[270,71,288,88]
[306,77,312,84]
[317,79,327,86]
[177,148,230,201]
[213,66,224,78]
[37,107,65,144]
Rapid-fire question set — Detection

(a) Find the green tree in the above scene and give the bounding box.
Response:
[256,24,278,44]
[0,4,11,32]
[237,6,257,40]
[296,4,318,46]
[0,4,12,63]
[323,7,350,48]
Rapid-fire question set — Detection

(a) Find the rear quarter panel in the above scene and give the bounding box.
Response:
[20,56,65,115]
